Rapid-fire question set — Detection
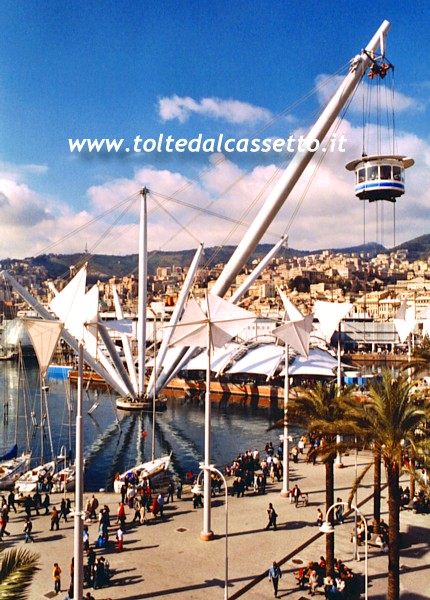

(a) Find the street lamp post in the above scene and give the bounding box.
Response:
[281,343,290,496]
[58,444,67,500]
[192,464,229,600]
[319,501,368,600]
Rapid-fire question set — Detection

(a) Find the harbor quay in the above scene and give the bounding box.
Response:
[4,449,429,599]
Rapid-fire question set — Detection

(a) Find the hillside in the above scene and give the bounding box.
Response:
[395,234,430,260]
[5,240,391,282]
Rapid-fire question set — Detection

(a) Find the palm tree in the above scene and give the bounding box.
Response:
[373,443,382,535]
[350,369,429,600]
[287,381,355,578]
[407,338,430,378]
[0,546,39,599]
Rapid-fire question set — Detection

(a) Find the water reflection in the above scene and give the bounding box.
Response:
[0,361,290,491]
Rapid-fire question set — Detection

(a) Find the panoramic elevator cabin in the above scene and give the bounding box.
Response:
[345,154,414,203]
[345,49,414,203]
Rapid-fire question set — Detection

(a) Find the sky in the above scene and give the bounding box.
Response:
[1,1,429,260]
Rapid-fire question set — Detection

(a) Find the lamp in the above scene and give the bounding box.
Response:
[192,464,229,600]
[319,521,335,534]
[191,483,204,495]
[320,501,368,600]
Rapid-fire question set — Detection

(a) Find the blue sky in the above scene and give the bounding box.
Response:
[0,1,429,258]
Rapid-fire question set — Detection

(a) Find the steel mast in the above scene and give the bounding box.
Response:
[211,20,391,298]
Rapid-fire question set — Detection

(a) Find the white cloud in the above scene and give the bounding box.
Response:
[158,95,272,124]
[315,74,425,115]
[1,110,430,261]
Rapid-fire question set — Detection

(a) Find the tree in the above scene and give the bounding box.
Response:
[373,443,382,535]
[406,338,430,378]
[287,381,355,578]
[350,370,429,600]
[0,546,39,599]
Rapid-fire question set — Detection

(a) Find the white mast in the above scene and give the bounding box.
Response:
[152,21,391,395]
[229,234,288,304]
[146,242,204,398]
[138,188,148,397]
[211,20,391,298]
[1,270,130,397]
[155,236,287,395]
[112,285,139,393]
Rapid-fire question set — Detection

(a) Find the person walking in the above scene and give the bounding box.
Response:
[89,494,99,520]
[292,484,301,505]
[59,498,69,522]
[93,557,105,589]
[268,561,282,597]
[53,562,62,594]
[166,481,174,503]
[116,525,124,552]
[7,490,16,513]
[117,501,126,528]
[42,492,50,514]
[265,503,278,530]
[157,493,165,519]
[50,506,60,530]
[23,516,34,543]
[0,510,10,539]
[132,499,142,523]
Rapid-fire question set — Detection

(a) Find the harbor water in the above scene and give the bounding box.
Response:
[0,360,292,491]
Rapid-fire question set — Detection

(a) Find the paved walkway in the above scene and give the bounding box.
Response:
[3,449,429,599]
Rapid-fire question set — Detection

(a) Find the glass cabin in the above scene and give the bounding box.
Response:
[345,155,414,202]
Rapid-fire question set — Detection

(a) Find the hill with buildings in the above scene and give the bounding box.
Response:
[1,241,389,282]
[10,234,430,285]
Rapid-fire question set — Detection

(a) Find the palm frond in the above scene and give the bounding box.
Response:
[0,547,39,600]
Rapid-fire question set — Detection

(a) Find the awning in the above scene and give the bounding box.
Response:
[225,344,284,377]
[184,342,242,374]
[284,347,348,377]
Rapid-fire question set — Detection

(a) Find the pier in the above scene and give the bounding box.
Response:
[4,447,426,598]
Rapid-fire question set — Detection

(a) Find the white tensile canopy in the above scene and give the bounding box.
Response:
[313,300,353,342]
[393,300,417,343]
[169,294,256,350]
[273,313,314,359]
[283,347,348,378]
[24,319,64,380]
[185,342,242,374]
[224,344,284,378]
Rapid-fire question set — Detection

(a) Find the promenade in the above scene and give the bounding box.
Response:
[4,449,429,599]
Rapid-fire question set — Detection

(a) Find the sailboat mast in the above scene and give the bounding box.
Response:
[137,188,148,397]
[40,379,44,465]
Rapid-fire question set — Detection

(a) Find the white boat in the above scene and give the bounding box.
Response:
[14,460,56,494]
[113,454,171,494]
[116,396,167,412]
[0,453,32,490]
[52,464,76,493]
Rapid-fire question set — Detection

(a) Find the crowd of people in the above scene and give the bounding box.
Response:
[400,484,430,513]
[295,557,359,598]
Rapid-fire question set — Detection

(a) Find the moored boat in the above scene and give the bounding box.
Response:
[113,453,172,493]
[52,463,76,493]
[116,395,167,412]
[0,452,32,490]
[14,460,56,494]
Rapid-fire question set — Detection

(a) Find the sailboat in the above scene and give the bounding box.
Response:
[0,445,31,490]
[0,350,32,490]
[14,460,56,495]
[14,319,64,496]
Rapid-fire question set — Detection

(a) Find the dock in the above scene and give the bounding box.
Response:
[2,448,426,598]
